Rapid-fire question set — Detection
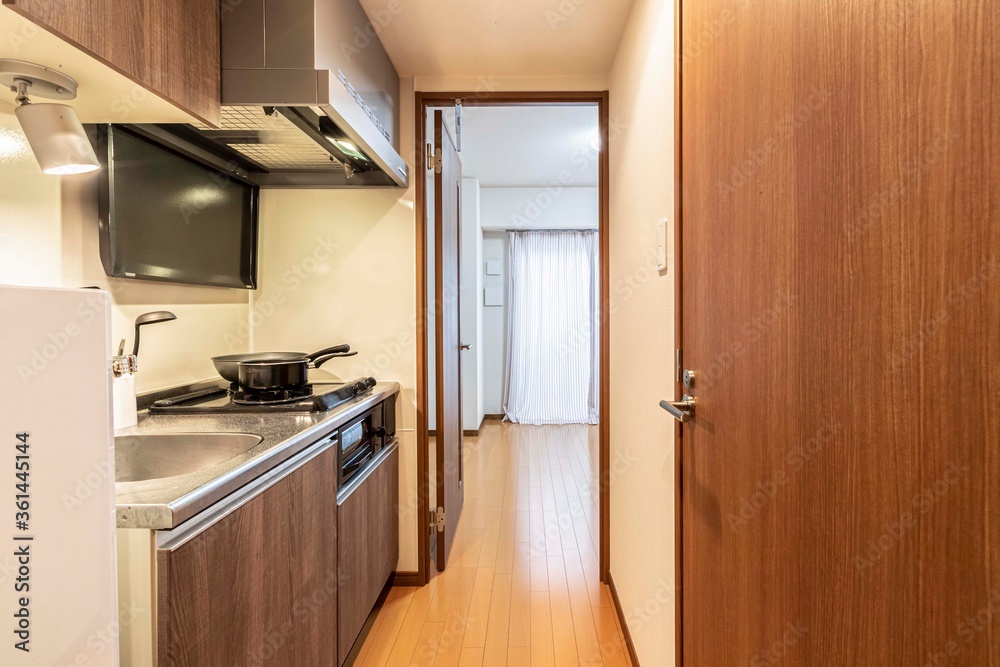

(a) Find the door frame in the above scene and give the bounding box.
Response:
[415,90,612,585]
[674,1,686,665]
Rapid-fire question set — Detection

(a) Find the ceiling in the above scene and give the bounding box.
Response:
[438,105,600,188]
[358,0,634,78]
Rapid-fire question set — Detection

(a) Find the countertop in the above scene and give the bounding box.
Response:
[115,381,400,530]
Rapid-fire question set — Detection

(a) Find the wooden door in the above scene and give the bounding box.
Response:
[679,0,999,664]
[434,110,465,570]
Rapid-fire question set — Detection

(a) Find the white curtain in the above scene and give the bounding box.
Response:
[503,231,599,424]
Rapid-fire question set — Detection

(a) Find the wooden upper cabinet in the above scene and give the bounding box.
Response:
[2,0,221,126]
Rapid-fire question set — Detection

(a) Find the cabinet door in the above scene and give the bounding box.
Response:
[3,0,220,126]
[337,446,399,664]
[157,446,338,666]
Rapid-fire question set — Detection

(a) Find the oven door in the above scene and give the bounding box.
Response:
[338,406,382,487]
[340,442,374,487]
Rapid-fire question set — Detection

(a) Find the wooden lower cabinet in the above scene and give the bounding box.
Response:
[156,446,339,666]
[337,446,400,665]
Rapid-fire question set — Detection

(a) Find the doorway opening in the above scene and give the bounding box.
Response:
[416,92,611,586]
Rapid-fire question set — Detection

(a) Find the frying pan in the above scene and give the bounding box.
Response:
[237,350,356,391]
[212,345,354,385]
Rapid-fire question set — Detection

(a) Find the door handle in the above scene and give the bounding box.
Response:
[660,394,696,423]
[460,343,471,350]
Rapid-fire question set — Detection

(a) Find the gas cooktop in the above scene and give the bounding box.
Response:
[149,377,377,415]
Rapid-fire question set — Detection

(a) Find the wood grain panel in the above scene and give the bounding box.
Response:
[680,0,999,664]
[156,446,338,666]
[3,0,220,126]
[338,447,400,665]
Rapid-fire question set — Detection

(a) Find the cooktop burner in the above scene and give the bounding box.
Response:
[231,386,315,406]
[149,377,377,414]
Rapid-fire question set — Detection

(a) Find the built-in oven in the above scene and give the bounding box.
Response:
[336,394,398,488]
[338,404,383,488]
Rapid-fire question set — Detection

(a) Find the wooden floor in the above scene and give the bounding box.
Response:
[353,422,631,666]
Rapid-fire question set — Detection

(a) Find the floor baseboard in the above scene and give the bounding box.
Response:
[440,414,503,437]
[391,570,422,587]
[608,571,641,666]
[463,414,489,437]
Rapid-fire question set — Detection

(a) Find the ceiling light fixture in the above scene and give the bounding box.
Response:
[0,59,99,175]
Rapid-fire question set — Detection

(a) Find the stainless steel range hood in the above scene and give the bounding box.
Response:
[195,0,408,188]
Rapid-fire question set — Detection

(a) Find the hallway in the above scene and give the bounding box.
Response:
[353,423,631,666]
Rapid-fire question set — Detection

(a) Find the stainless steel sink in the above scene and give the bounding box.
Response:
[115,433,264,483]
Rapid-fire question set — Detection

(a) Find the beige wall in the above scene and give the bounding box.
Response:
[0,71,620,579]
[608,0,678,664]
[252,185,421,571]
[0,109,251,394]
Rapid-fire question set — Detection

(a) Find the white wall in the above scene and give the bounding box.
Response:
[608,0,678,664]
[460,178,484,431]
[480,187,599,231]
[0,109,252,394]
[480,231,508,415]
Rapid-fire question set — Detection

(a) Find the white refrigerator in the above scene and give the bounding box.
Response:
[0,286,118,666]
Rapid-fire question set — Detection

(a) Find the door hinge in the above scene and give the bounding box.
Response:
[431,506,446,533]
[426,143,442,173]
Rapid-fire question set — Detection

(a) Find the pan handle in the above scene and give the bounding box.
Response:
[307,345,351,361]
[312,351,358,369]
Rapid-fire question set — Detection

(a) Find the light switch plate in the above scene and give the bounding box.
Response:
[485,260,501,276]
[656,218,668,271]
[484,286,503,307]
